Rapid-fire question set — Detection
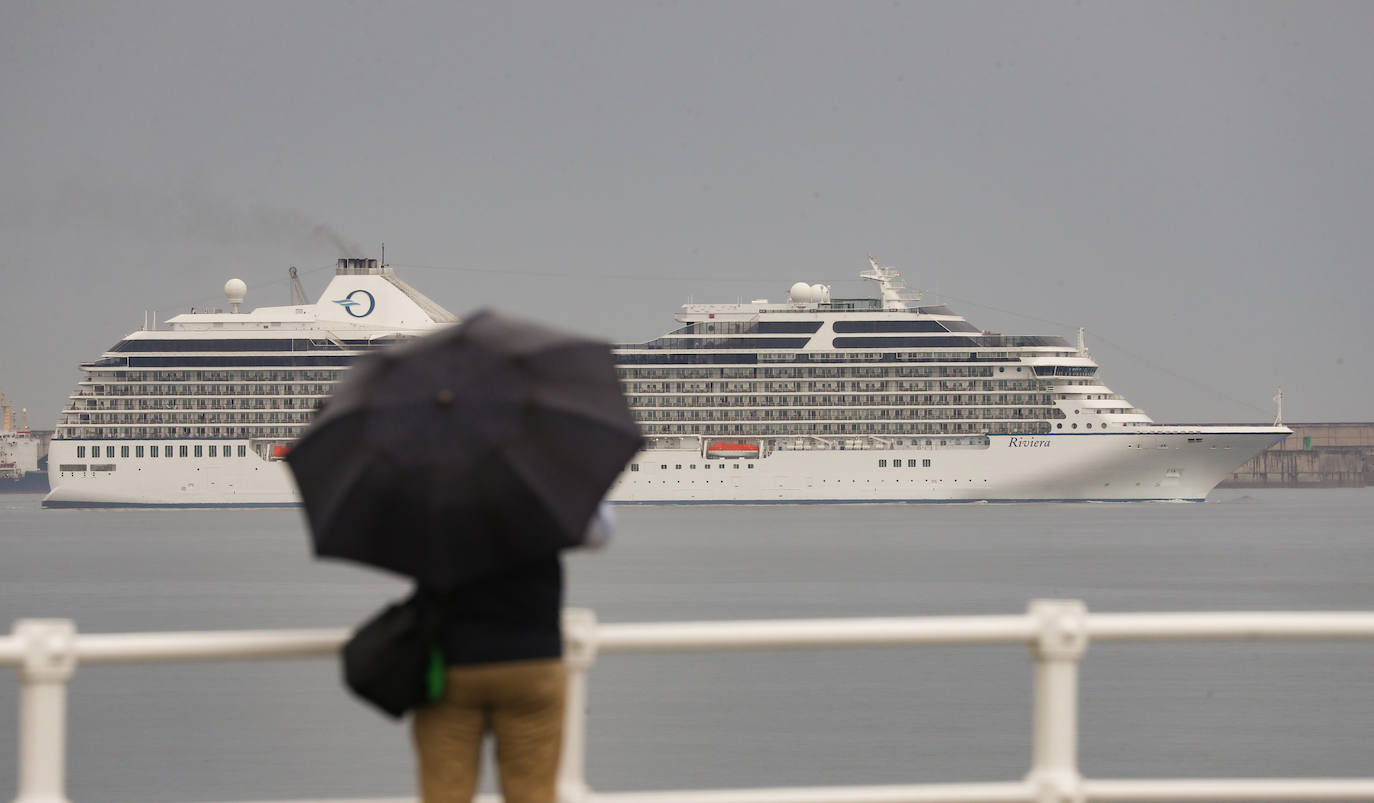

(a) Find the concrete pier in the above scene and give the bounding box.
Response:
[1219,422,1374,488]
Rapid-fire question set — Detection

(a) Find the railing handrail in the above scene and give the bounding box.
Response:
[7,610,1374,666]
[8,604,1374,803]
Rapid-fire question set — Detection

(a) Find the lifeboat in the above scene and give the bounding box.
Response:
[706,442,759,459]
[270,443,292,460]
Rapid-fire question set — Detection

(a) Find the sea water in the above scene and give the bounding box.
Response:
[1,489,1372,802]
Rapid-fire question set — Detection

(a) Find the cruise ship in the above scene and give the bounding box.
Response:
[44,256,1288,507]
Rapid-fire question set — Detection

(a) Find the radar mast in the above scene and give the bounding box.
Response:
[860,255,922,310]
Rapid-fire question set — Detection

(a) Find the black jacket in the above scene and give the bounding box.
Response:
[434,555,564,665]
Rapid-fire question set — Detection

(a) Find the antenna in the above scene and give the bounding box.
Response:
[381,242,386,268]
[1273,388,1283,427]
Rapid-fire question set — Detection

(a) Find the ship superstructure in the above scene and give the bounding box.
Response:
[44,259,454,506]
[45,256,1288,506]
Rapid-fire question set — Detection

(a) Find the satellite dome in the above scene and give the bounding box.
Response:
[811,284,830,302]
[789,281,813,303]
[224,278,247,310]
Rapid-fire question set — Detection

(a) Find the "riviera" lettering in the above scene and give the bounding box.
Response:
[1008,437,1051,448]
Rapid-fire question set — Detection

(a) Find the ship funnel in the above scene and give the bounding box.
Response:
[336,257,382,275]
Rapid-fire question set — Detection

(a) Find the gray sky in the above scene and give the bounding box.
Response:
[3,1,1370,429]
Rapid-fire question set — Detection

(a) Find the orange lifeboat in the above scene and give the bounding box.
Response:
[270,444,292,460]
[706,442,759,459]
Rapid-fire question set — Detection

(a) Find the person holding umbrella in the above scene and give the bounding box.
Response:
[288,310,643,803]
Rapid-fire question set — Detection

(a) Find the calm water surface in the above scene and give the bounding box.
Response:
[2,489,1372,801]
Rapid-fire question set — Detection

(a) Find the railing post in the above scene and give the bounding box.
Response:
[11,619,77,803]
[1025,600,1087,803]
[559,608,598,803]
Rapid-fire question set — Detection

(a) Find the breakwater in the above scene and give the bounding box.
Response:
[1219,422,1374,488]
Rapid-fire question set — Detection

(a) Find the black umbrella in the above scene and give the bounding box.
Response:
[286,309,644,591]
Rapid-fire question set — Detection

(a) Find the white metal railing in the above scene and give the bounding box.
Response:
[5,601,1374,803]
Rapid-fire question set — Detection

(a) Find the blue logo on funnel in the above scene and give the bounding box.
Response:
[334,289,375,318]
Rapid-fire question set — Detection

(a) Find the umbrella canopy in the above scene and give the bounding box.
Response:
[287,309,644,591]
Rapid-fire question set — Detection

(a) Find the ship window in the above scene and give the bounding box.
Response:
[747,463,754,469]
[832,321,951,334]
[892,461,901,469]
[223,443,232,457]
[103,446,113,458]
[121,446,129,458]
[661,465,667,470]
[907,460,918,467]
[179,445,189,457]
[675,464,682,470]
[77,446,86,458]
[164,447,173,458]
[630,464,639,472]
[208,445,217,457]
[135,446,144,458]
[923,459,931,467]
[237,445,247,457]
[879,459,888,467]
[194,445,203,457]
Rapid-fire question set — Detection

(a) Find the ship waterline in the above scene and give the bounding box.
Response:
[44,256,1289,507]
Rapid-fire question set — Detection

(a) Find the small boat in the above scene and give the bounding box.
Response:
[706,442,759,459]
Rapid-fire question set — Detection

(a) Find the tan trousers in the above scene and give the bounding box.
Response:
[412,659,567,803]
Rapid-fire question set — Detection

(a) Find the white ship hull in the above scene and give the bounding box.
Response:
[609,428,1287,503]
[44,440,299,507]
[45,427,1285,507]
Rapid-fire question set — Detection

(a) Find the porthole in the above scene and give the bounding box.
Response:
[1072,423,1078,429]
[1056,423,1063,429]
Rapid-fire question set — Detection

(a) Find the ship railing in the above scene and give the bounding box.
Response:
[5,601,1374,803]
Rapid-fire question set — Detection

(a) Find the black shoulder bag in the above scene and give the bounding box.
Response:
[341,588,447,719]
